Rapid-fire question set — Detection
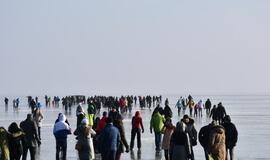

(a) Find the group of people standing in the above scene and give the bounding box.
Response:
[0,113,42,160]
[199,115,238,160]
[4,97,20,110]
[1,97,44,160]
[175,96,208,118]
[150,104,197,160]
[150,97,238,160]
[1,95,238,160]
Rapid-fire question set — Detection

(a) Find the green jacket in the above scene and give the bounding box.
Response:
[150,112,165,133]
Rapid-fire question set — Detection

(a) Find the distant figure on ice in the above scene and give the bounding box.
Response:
[134,96,137,106]
[13,98,20,108]
[87,100,96,127]
[33,105,43,140]
[205,99,212,117]
[164,98,169,106]
[216,103,227,124]
[210,105,218,121]
[29,99,36,114]
[186,96,195,117]
[45,95,48,107]
[175,97,185,116]
[4,97,9,111]
[4,97,9,107]
[197,100,204,117]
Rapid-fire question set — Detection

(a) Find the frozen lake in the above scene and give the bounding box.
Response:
[1,95,270,160]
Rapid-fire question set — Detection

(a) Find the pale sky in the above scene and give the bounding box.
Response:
[1,1,270,95]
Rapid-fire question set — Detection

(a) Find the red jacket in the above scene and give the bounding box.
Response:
[132,111,144,130]
[96,116,108,134]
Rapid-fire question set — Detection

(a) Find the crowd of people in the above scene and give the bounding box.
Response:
[1,95,238,160]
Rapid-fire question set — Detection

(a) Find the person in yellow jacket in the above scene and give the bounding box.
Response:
[87,101,96,127]
[0,125,26,160]
[186,99,195,117]
[0,127,9,160]
[150,106,165,152]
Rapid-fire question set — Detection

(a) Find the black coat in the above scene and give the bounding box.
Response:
[210,108,218,120]
[222,122,238,148]
[216,106,226,120]
[163,105,173,119]
[20,118,39,147]
[205,100,211,109]
[8,131,24,159]
[114,120,129,153]
[180,119,197,146]
[199,125,211,149]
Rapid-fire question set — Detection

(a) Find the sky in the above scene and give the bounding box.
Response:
[1,0,270,96]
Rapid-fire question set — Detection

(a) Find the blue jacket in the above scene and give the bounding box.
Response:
[99,123,120,153]
[53,114,71,139]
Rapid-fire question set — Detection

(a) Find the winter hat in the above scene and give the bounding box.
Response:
[103,111,108,117]
[224,115,231,123]
[176,122,186,133]
[37,102,42,108]
[27,113,32,120]
[106,117,113,124]
[81,118,89,125]
[183,114,189,119]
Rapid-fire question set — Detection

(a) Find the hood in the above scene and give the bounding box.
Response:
[58,114,66,122]
[165,119,174,129]
[77,105,83,112]
[135,111,141,118]
[189,118,195,125]
[153,111,161,118]
[176,122,186,133]
[102,111,108,117]
[0,127,7,133]
[213,125,225,134]
[27,114,32,120]
[8,122,21,133]
[76,105,85,116]
[81,118,89,126]
[181,118,194,125]
[224,115,231,123]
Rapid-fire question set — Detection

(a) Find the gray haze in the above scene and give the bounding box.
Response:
[1,1,270,95]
